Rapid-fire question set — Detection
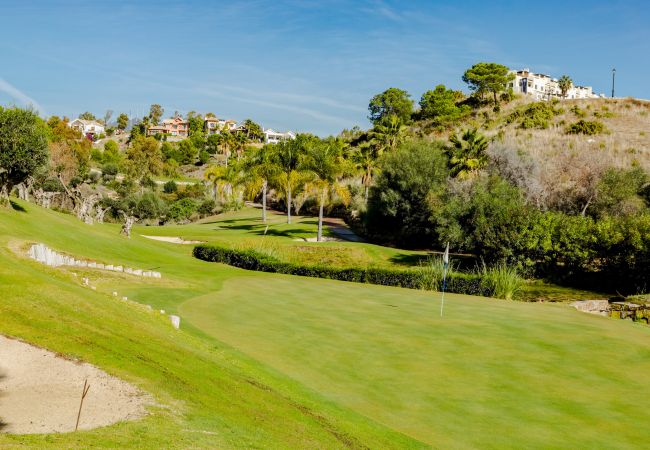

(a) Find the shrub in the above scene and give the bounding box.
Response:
[102,163,118,176]
[163,180,178,194]
[193,244,500,297]
[416,256,446,291]
[41,177,65,192]
[198,150,210,165]
[168,198,197,222]
[478,262,523,301]
[198,198,217,216]
[506,102,558,129]
[566,120,605,135]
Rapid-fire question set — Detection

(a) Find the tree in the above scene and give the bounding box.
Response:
[149,104,164,126]
[446,129,489,179]
[368,88,414,124]
[125,136,163,182]
[103,110,113,127]
[0,108,49,204]
[419,85,466,123]
[117,113,129,131]
[204,163,244,207]
[558,75,573,99]
[270,135,311,224]
[351,141,381,201]
[49,141,79,185]
[462,62,514,106]
[303,138,351,241]
[366,141,448,247]
[187,111,204,136]
[370,114,408,152]
[103,140,120,164]
[244,145,280,222]
[78,111,96,120]
[178,139,197,164]
[243,119,263,142]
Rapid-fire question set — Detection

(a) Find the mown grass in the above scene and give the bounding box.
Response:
[2,201,650,448]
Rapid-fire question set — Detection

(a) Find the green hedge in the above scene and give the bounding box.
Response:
[193,244,495,297]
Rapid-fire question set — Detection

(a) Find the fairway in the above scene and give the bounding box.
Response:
[1,201,650,448]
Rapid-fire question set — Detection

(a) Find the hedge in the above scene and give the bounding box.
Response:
[193,244,496,297]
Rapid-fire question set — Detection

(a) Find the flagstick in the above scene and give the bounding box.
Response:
[440,262,448,317]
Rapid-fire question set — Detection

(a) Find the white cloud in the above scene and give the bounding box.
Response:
[0,78,45,115]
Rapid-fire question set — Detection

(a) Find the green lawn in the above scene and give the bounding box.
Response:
[1,201,649,448]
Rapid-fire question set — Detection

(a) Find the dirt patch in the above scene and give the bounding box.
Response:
[0,335,149,434]
[141,235,205,245]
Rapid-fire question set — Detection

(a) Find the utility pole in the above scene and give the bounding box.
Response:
[611,68,616,98]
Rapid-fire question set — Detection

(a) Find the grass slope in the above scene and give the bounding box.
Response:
[1,201,650,448]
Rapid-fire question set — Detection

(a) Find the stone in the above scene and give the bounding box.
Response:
[96,263,105,270]
[112,292,118,297]
[170,315,181,329]
[115,265,123,272]
[88,262,97,268]
[124,268,133,274]
[106,264,114,271]
[133,269,142,276]
[160,310,165,314]
[570,300,610,316]
[122,296,128,301]
[91,286,96,290]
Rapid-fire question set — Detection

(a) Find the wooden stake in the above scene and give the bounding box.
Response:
[75,379,91,432]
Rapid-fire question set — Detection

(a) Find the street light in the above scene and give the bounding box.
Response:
[612,68,616,98]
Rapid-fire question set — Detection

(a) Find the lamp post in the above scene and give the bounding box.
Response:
[611,68,616,98]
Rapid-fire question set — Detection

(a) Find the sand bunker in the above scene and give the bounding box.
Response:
[293,236,344,242]
[141,235,205,244]
[0,335,148,434]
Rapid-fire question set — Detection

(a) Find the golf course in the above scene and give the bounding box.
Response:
[0,200,649,448]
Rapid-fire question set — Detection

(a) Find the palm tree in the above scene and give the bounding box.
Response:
[269,136,311,224]
[446,129,488,179]
[243,145,279,222]
[217,128,235,166]
[233,132,248,160]
[370,114,408,153]
[558,75,573,99]
[351,141,381,201]
[204,163,243,206]
[303,138,351,242]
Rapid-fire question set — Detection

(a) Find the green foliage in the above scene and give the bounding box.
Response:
[570,104,587,118]
[416,255,446,291]
[558,75,573,98]
[101,163,119,177]
[198,198,217,216]
[187,113,204,137]
[478,262,523,300]
[506,102,559,129]
[198,149,210,165]
[149,104,164,125]
[446,129,489,178]
[566,119,606,135]
[368,87,414,124]
[178,139,198,164]
[78,111,96,120]
[116,113,129,130]
[418,85,467,124]
[0,107,50,201]
[366,141,448,247]
[243,119,263,141]
[125,136,163,180]
[163,180,178,194]
[168,197,197,222]
[592,167,648,217]
[462,62,515,106]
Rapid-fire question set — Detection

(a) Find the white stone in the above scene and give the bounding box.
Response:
[170,315,180,329]
[122,296,128,301]
[91,286,96,290]
[133,269,142,276]
[125,268,133,274]
[112,291,118,296]
[106,264,114,271]
[96,263,105,270]
[114,265,123,272]
[88,262,97,268]
[160,310,165,314]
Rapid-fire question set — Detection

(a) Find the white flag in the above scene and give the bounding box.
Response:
[443,242,449,266]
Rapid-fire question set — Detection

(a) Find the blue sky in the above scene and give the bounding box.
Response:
[0,0,648,135]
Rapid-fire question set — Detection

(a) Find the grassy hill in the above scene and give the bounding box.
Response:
[1,201,650,448]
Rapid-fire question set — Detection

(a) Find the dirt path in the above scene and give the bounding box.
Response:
[0,335,149,434]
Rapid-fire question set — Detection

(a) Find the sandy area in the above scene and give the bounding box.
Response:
[141,235,205,244]
[0,335,149,434]
[293,236,344,242]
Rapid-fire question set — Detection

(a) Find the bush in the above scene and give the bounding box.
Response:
[198,150,210,165]
[193,244,504,297]
[168,198,197,222]
[198,198,217,216]
[163,180,178,194]
[41,177,65,192]
[506,102,558,129]
[478,262,523,301]
[102,163,118,176]
[566,120,605,135]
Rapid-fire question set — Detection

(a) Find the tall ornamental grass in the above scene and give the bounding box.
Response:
[479,262,523,301]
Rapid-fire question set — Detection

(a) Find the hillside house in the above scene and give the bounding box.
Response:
[204,117,237,135]
[68,119,105,139]
[509,69,601,101]
[263,128,296,144]
[146,116,189,137]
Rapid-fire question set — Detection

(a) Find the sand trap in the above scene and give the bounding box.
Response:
[293,236,344,242]
[0,335,149,434]
[141,235,205,245]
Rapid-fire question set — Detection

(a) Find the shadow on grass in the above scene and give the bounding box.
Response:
[389,253,430,267]
[255,228,312,238]
[9,201,26,212]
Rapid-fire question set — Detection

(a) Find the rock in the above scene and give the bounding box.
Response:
[170,315,180,329]
[571,300,610,316]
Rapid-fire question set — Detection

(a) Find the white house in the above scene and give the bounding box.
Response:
[263,128,296,144]
[68,118,105,138]
[509,69,601,101]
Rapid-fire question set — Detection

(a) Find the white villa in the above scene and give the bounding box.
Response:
[263,128,296,144]
[204,117,237,135]
[509,69,602,101]
[68,118,105,138]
